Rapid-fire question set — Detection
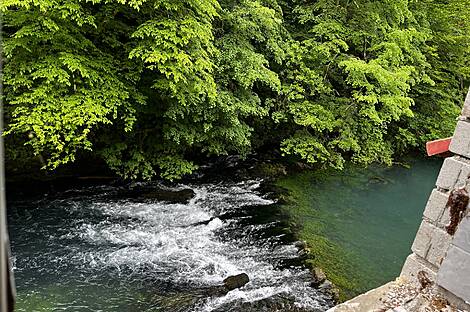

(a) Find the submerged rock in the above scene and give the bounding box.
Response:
[203,285,230,297]
[319,280,340,302]
[368,176,388,184]
[210,294,315,312]
[143,188,195,204]
[223,273,250,291]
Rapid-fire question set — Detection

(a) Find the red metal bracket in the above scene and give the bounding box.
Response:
[426,137,452,156]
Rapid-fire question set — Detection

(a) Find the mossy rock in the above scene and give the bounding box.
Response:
[252,162,288,179]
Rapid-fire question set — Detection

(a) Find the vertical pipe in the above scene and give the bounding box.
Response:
[0,111,7,312]
[0,15,14,312]
[0,13,7,309]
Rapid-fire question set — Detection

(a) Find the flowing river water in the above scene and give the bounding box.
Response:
[7,157,442,311]
[8,179,333,311]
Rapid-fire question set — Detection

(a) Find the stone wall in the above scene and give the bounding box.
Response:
[400,88,470,308]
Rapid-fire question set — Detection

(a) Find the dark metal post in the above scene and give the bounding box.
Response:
[0,120,8,312]
[0,14,15,311]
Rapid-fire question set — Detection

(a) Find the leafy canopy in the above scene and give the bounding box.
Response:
[2,0,469,179]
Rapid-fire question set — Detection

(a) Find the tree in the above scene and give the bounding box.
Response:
[2,0,468,180]
[276,0,451,169]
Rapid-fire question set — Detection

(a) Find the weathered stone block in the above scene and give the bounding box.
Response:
[411,221,452,267]
[435,157,470,191]
[439,205,451,230]
[452,215,470,254]
[426,228,452,267]
[437,245,470,303]
[432,193,457,230]
[400,253,437,285]
[449,121,470,158]
[411,221,432,258]
[460,88,470,118]
[423,189,449,224]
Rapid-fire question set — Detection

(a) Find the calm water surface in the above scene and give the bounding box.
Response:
[277,157,443,296]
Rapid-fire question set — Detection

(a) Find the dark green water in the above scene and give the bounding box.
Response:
[277,158,443,299]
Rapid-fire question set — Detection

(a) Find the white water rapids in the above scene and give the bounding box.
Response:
[9,180,333,311]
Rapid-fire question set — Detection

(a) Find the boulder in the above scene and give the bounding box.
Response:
[311,267,327,286]
[294,240,307,249]
[143,188,195,204]
[319,279,333,291]
[223,273,250,291]
[319,280,340,302]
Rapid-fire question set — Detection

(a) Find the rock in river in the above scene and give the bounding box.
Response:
[223,273,250,291]
[143,188,195,204]
[311,267,327,287]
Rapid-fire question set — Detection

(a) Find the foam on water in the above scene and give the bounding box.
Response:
[9,180,332,311]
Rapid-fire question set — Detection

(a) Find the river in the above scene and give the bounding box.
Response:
[276,157,443,299]
[7,157,442,310]
[7,179,332,311]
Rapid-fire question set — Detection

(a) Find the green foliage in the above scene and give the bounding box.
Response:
[2,0,469,179]
[2,0,143,169]
[403,0,470,149]
[277,0,442,168]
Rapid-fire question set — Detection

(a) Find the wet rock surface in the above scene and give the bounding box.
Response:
[202,273,250,297]
[311,268,327,287]
[319,280,340,302]
[223,273,250,291]
[142,188,195,203]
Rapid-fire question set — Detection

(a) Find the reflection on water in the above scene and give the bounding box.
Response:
[8,180,332,311]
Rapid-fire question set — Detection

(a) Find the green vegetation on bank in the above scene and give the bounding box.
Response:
[2,0,469,180]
